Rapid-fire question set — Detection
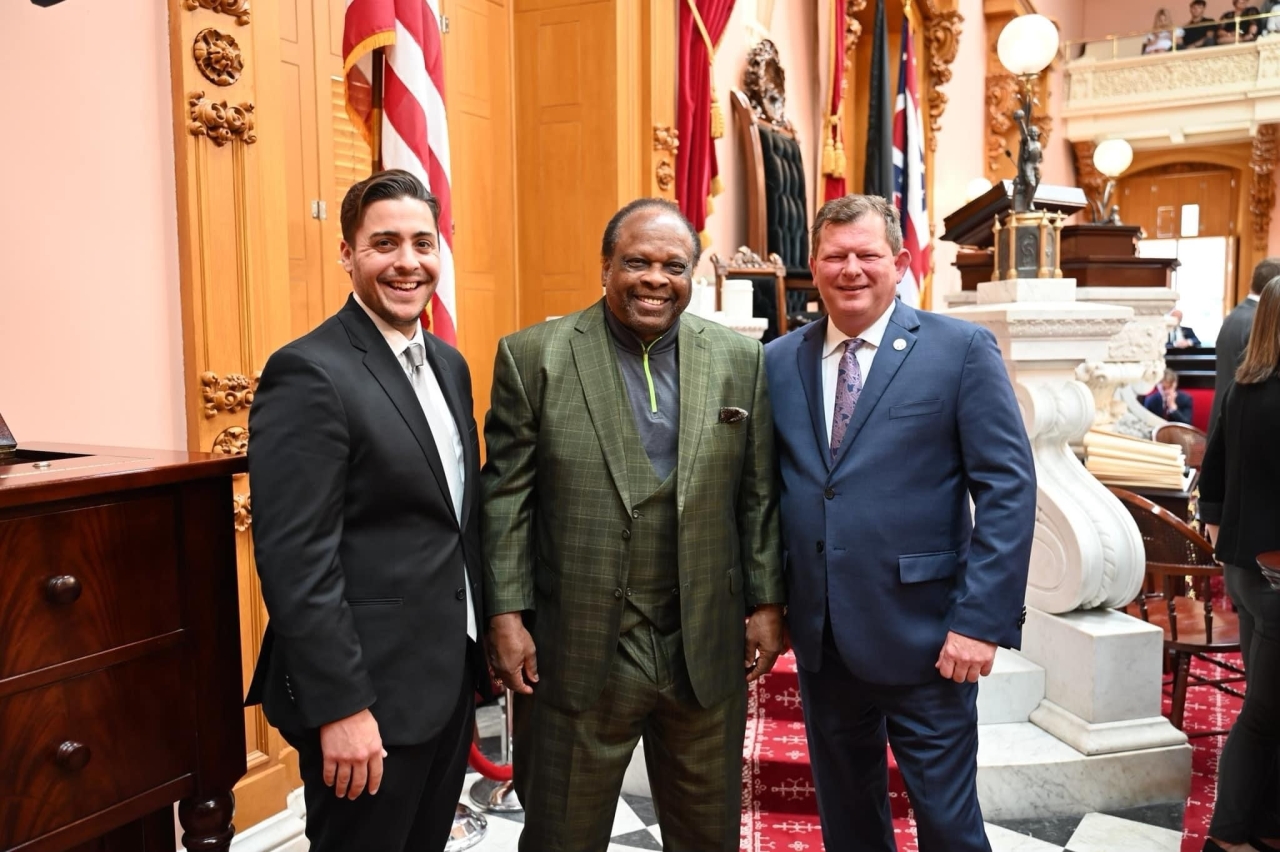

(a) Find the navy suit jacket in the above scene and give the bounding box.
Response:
[765,301,1037,685]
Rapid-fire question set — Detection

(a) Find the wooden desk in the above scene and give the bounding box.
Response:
[1128,474,1199,524]
[0,443,246,852]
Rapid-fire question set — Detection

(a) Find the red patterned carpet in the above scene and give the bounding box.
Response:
[740,651,1244,852]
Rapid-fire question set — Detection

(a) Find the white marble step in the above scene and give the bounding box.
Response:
[976,721,1191,822]
[977,648,1046,725]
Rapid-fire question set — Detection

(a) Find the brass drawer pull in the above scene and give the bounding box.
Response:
[45,575,82,605]
[55,741,91,771]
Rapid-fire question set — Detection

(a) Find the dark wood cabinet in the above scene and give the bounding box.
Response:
[0,444,247,852]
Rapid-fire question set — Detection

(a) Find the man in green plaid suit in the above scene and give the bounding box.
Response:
[482,199,786,851]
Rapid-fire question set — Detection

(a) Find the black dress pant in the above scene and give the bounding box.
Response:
[283,669,474,852]
[1210,564,1280,842]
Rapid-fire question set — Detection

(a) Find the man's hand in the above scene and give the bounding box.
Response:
[744,604,785,683]
[319,708,386,800]
[1164,390,1179,413]
[935,631,998,683]
[1174,338,1193,349]
[489,612,538,694]
[1204,523,1219,544]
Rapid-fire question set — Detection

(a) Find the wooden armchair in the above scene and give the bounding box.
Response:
[709,247,818,341]
[1109,487,1243,734]
[1153,422,1207,469]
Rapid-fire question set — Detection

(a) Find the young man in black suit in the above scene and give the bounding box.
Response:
[245,170,488,852]
[1210,257,1280,436]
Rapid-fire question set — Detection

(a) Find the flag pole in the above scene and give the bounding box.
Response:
[371,47,385,172]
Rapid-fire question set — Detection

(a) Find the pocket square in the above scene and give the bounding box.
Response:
[719,406,749,424]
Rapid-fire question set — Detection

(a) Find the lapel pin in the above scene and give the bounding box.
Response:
[893,338,907,351]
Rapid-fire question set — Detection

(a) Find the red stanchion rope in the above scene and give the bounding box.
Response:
[468,743,513,782]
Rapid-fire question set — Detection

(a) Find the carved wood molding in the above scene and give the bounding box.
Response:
[743,39,792,132]
[188,92,257,147]
[212,426,249,456]
[844,0,868,60]
[985,73,1018,176]
[924,10,963,153]
[233,493,252,533]
[1071,140,1105,215]
[653,125,678,191]
[194,29,244,87]
[201,371,260,418]
[1251,124,1279,251]
[183,0,250,26]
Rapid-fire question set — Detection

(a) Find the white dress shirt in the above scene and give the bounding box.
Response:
[822,301,897,444]
[353,293,476,641]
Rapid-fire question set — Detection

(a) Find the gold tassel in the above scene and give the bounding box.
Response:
[711,173,723,196]
[833,137,847,176]
[709,89,725,139]
[699,228,712,250]
[822,137,836,176]
[706,195,715,216]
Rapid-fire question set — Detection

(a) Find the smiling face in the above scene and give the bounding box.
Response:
[810,214,911,339]
[340,196,440,337]
[601,207,694,341]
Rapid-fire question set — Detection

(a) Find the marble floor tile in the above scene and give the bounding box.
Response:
[1065,812,1182,852]
[985,822,1068,852]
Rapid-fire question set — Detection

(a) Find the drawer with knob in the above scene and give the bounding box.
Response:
[0,495,182,679]
[0,645,192,847]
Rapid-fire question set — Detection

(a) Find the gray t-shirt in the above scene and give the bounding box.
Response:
[603,303,680,480]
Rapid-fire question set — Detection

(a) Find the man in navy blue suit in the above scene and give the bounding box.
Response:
[765,195,1037,852]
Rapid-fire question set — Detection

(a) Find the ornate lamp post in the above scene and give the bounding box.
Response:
[992,14,1067,280]
[1090,138,1134,225]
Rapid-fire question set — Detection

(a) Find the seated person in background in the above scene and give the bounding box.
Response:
[1181,0,1217,47]
[1218,12,1241,42]
[1145,369,1195,424]
[1167,308,1202,348]
[1144,8,1180,52]
[1264,0,1280,33]
[1229,0,1263,40]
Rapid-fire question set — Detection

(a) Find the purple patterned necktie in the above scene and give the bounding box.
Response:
[830,338,864,458]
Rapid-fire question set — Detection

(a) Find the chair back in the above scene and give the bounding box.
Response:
[1153,422,1207,469]
[709,249,786,343]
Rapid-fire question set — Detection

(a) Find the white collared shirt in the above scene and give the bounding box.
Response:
[1248,293,1261,302]
[352,293,475,641]
[821,300,898,443]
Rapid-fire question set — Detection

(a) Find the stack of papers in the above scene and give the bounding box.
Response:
[1083,429,1193,491]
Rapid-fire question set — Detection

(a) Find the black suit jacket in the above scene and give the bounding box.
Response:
[1200,374,1280,569]
[1210,297,1258,435]
[245,296,488,745]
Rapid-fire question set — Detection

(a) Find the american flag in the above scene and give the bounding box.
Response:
[892,16,929,309]
[343,0,458,345]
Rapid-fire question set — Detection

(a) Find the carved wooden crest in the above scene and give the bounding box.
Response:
[743,39,791,132]
[183,0,250,26]
[194,29,244,87]
[188,92,257,147]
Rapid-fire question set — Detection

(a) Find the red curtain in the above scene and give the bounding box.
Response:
[676,0,736,245]
[823,0,849,201]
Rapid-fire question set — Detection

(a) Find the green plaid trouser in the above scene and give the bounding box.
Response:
[513,622,746,852]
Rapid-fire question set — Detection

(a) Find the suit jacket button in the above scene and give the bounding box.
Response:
[625,588,633,597]
[816,540,825,553]
[622,529,631,540]
[614,588,624,599]
[632,510,641,519]
[455,588,466,600]
[824,487,835,500]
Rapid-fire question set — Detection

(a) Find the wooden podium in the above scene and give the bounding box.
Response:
[0,434,247,852]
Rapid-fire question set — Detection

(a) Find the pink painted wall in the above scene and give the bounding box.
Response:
[0,2,185,451]
[700,0,819,275]
[1036,0,1086,188]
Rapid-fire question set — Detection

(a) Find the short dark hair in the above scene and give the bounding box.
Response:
[340,169,440,243]
[811,194,904,257]
[1190,0,1205,6]
[1251,256,1280,294]
[600,198,701,268]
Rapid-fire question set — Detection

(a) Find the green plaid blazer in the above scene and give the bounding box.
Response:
[481,301,784,712]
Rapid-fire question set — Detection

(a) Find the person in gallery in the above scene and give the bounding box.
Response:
[245,169,490,852]
[482,198,785,851]
[1199,275,1280,852]
[765,194,1037,852]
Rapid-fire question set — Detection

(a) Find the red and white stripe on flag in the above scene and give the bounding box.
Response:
[343,0,457,345]
[892,17,929,309]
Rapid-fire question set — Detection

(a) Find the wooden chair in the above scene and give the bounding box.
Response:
[710,247,819,340]
[1153,422,1208,469]
[1109,487,1244,734]
[1259,551,1280,591]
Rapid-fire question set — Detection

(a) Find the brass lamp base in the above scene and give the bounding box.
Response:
[993,210,1067,280]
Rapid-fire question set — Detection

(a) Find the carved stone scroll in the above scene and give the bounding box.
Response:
[924,10,963,152]
[1251,124,1278,252]
[201,371,260,418]
[188,92,257,147]
[194,29,244,87]
[183,0,251,26]
[743,39,791,131]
